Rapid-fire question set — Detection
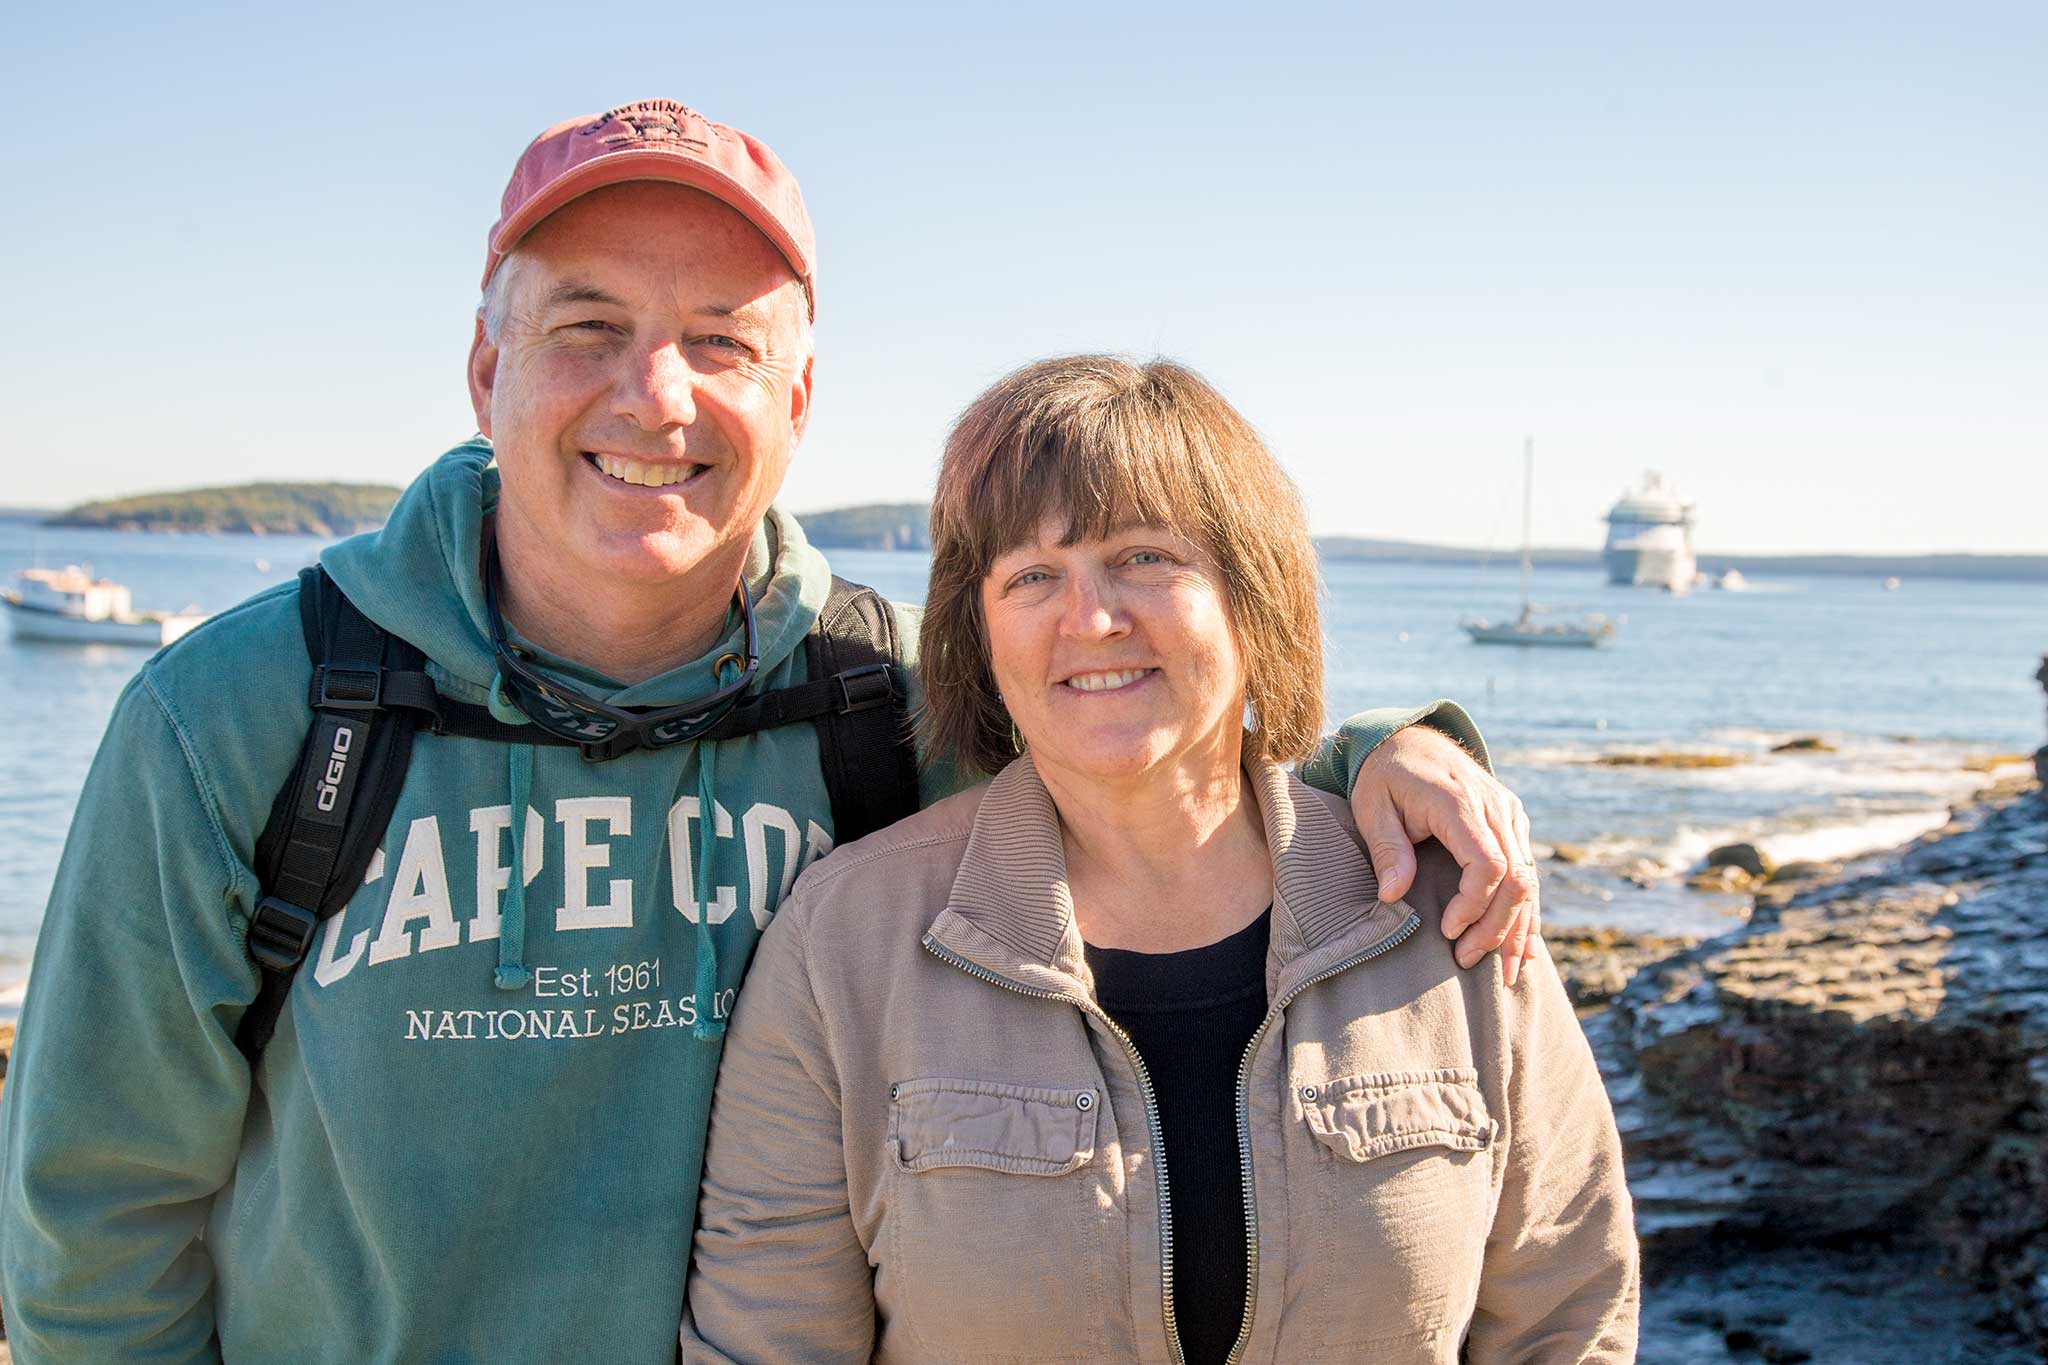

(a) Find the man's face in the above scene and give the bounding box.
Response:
[468,181,813,591]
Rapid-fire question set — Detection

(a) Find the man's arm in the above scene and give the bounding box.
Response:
[1302,702,1542,985]
[0,677,256,1360]
[890,601,1538,982]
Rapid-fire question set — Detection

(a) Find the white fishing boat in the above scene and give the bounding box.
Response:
[3,567,206,647]
[1462,440,1615,649]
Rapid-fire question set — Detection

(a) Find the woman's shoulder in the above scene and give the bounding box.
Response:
[777,778,992,937]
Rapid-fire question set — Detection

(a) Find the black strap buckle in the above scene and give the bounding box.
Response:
[833,664,894,714]
[248,896,321,972]
[311,665,384,711]
[578,733,643,764]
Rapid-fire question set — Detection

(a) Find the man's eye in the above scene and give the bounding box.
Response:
[699,335,745,351]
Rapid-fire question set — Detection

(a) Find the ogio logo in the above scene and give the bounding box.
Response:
[316,725,355,813]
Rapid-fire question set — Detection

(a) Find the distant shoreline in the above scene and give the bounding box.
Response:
[6,502,2041,582]
[1310,539,2048,584]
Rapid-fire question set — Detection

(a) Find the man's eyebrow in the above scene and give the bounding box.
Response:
[697,299,775,325]
[537,281,625,310]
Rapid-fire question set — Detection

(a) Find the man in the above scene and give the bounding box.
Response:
[0,100,1539,1360]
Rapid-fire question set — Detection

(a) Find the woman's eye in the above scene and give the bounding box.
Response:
[1125,550,1168,566]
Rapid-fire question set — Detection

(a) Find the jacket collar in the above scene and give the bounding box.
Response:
[926,756,1417,1002]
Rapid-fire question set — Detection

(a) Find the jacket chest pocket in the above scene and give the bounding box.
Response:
[1297,1068,1497,1350]
[879,1078,1117,1361]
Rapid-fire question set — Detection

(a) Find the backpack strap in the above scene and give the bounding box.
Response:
[805,577,920,843]
[238,567,439,1062]
[237,569,917,1061]
[431,579,918,829]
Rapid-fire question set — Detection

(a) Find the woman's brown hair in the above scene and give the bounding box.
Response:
[919,355,1324,777]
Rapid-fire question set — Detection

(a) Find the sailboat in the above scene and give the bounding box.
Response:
[1461,439,1615,648]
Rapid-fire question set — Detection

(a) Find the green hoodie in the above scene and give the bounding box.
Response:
[0,441,1485,1363]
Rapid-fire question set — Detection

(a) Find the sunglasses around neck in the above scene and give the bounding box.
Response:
[482,538,760,762]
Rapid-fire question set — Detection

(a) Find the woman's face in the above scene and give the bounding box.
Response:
[980,512,1249,795]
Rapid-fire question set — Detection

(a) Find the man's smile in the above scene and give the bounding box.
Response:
[583,452,710,490]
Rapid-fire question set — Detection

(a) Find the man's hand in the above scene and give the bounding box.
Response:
[1351,725,1541,985]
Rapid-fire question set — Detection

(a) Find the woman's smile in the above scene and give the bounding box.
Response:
[1059,667,1157,693]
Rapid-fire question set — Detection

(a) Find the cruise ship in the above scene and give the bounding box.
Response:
[1602,473,1696,590]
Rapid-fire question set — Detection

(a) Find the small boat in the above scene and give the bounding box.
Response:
[3,567,206,646]
[1715,568,1748,591]
[1462,440,1615,648]
[1464,605,1615,648]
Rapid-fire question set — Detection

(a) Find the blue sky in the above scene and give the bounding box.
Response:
[3,2,2041,553]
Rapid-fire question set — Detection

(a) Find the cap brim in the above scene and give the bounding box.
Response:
[482,149,814,313]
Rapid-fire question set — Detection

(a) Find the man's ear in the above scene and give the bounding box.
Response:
[467,314,498,439]
[789,352,814,445]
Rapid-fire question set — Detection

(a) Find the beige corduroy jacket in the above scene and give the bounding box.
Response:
[680,758,1638,1364]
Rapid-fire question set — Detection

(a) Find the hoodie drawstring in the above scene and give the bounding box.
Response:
[688,648,747,1042]
[494,743,535,991]
[689,736,726,1042]
[486,653,739,1031]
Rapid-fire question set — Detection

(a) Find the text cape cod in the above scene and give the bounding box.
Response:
[299,794,832,1042]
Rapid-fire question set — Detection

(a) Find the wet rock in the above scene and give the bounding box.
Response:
[1623,858,1666,888]
[1705,842,1775,879]
[1687,865,1754,893]
[1597,752,1744,769]
[1765,860,1836,884]
[1641,1242,2039,1364]
[1962,752,2035,773]
[1550,842,1589,864]
[1608,785,2048,1353]
[1546,929,1698,1012]
[1770,736,1836,754]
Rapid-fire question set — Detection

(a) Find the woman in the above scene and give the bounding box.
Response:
[680,357,1637,1363]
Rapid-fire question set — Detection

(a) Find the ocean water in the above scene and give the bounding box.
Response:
[2,525,2040,1001]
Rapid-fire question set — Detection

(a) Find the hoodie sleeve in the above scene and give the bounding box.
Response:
[681,897,874,1364]
[0,674,257,1362]
[1298,698,1493,796]
[1465,935,1641,1360]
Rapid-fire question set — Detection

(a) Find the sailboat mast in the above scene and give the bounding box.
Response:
[1519,437,1533,615]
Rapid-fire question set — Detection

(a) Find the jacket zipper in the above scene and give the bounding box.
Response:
[922,935,1189,1365]
[1223,910,1422,1364]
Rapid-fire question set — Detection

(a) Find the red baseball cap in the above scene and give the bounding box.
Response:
[484,99,816,316]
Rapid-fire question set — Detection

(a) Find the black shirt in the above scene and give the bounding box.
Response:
[1084,910,1272,1365]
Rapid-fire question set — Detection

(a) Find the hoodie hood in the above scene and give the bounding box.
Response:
[321,438,832,710]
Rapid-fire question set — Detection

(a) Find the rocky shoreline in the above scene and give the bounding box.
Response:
[1556,765,2048,1362]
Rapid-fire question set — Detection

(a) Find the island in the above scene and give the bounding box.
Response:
[794,502,931,551]
[46,482,402,536]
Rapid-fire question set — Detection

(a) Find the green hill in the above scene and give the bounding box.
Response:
[797,502,931,551]
[48,482,401,536]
